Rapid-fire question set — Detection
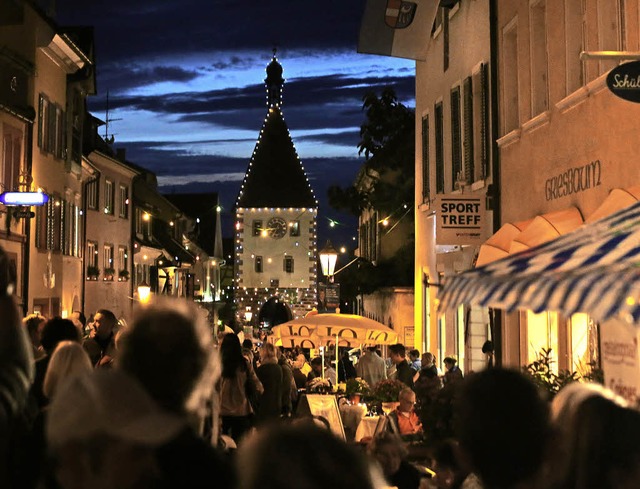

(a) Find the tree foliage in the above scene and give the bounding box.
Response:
[328,87,415,216]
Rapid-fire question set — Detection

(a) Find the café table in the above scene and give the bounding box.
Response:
[355,415,381,442]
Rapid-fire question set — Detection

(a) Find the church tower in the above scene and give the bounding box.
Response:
[234,51,318,329]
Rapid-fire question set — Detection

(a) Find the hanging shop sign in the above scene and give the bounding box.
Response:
[435,194,487,245]
[606,60,640,103]
[600,317,640,405]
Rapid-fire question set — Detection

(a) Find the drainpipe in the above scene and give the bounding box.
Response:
[489,0,502,367]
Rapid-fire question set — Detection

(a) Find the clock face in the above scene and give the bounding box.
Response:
[267,217,287,239]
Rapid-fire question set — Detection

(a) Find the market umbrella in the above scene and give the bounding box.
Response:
[437,200,640,324]
[270,313,398,385]
[270,313,399,349]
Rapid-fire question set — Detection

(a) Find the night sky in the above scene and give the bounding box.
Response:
[55,0,415,249]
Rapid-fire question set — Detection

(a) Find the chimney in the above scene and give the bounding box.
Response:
[116,148,126,162]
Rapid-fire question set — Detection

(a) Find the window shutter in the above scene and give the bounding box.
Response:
[37,95,44,149]
[463,76,474,184]
[421,115,430,202]
[435,102,444,193]
[481,63,490,178]
[450,86,462,191]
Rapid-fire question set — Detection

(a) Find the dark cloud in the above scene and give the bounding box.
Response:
[57,0,369,62]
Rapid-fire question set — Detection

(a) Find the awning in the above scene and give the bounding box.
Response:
[475,207,583,267]
[437,200,640,324]
[585,185,640,223]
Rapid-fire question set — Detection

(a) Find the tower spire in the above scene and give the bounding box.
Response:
[265,48,284,108]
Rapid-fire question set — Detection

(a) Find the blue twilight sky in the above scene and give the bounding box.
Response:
[55,0,415,248]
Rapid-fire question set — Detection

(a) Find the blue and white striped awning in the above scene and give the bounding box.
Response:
[437,200,640,324]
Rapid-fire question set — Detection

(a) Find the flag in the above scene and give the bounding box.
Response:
[358,0,439,61]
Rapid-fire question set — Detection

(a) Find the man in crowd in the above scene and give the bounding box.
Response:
[82,309,118,367]
[389,344,414,388]
[390,387,423,437]
[355,346,387,388]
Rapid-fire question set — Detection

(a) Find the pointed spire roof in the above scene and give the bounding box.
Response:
[235,52,317,209]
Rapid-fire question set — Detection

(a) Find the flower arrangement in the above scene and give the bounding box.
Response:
[371,378,406,402]
[308,377,332,394]
[86,266,100,280]
[345,377,370,397]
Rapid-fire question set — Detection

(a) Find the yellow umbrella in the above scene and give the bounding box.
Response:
[270,313,398,386]
[270,313,398,348]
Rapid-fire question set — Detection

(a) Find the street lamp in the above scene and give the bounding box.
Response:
[319,240,338,282]
[137,280,151,304]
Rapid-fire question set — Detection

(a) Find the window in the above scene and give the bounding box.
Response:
[289,220,300,236]
[118,246,128,272]
[255,256,263,273]
[118,185,129,218]
[37,94,65,158]
[104,180,114,215]
[35,196,62,251]
[270,279,279,288]
[87,241,98,268]
[434,102,444,194]
[598,0,625,74]
[530,0,548,117]
[526,310,559,373]
[135,208,143,234]
[62,194,81,257]
[2,124,22,192]
[103,244,114,276]
[565,0,585,94]
[252,220,263,237]
[421,115,430,202]
[284,255,294,273]
[87,178,98,210]
[450,86,462,190]
[463,77,474,184]
[503,19,519,133]
[472,63,490,180]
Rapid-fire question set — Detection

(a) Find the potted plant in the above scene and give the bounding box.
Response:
[118,269,130,281]
[103,267,116,281]
[345,377,370,404]
[371,378,406,414]
[86,266,100,281]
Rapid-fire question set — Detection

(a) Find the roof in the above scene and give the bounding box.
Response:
[164,192,220,256]
[151,219,195,265]
[235,105,317,209]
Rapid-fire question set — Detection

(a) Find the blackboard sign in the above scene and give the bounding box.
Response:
[606,61,640,103]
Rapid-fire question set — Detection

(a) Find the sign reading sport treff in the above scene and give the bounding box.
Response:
[435,194,487,245]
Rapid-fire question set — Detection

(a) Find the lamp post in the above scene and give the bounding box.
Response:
[318,240,338,315]
[319,240,338,282]
[137,280,151,304]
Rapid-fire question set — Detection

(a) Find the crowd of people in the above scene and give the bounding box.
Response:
[1,243,639,488]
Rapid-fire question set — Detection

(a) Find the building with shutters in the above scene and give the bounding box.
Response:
[415,1,495,373]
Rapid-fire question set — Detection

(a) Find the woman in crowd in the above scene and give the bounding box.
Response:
[43,341,92,400]
[218,333,263,443]
[255,342,283,425]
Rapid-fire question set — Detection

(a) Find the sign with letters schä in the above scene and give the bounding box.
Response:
[606,60,640,103]
[434,194,487,246]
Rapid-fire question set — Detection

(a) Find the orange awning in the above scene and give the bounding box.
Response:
[585,185,640,223]
[476,207,583,267]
